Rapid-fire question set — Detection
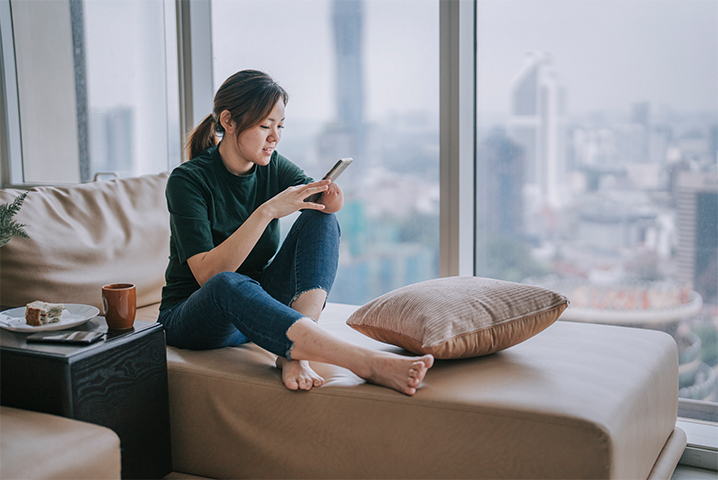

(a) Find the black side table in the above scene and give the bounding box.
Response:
[0,317,172,479]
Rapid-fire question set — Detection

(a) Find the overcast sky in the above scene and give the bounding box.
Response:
[477,0,718,116]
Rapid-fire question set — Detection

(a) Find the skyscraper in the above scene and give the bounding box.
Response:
[476,127,525,239]
[629,101,650,164]
[676,171,718,304]
[509,52,566,209]
[332,0,364,137]
[318,0,366,173]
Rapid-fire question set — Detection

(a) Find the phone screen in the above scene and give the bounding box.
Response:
[306,157,353,203]
[322,158,353,182]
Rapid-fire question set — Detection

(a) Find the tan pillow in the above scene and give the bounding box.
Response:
[346,276,569,359]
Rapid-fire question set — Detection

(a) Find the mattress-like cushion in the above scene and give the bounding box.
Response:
[166,302,681,479]
[346,276,569,359]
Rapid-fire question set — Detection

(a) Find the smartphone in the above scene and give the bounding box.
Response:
[27,330,104,345]
[306,157,353,203]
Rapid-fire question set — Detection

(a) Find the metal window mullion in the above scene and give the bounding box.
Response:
[176,0,213,154]
[69,0,89,183]
[0,0,24,187]
[439,0,476,277]
[164,0,181,169]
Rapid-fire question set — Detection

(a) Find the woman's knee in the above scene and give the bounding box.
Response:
[204,271,258,293]
[299,209,340,236]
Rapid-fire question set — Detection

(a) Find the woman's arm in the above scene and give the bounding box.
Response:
[187,180,330,286]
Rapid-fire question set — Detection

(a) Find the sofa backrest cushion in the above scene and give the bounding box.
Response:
[0,173,169,310]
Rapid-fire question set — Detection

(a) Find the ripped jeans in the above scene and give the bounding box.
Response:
[158,210,340,359]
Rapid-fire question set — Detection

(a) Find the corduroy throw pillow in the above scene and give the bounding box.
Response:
[346,276,569,359]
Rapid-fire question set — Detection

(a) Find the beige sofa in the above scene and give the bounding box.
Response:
[0,174,687,479]
[0,406,121,479]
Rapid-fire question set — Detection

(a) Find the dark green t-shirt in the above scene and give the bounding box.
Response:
[160,145,312,310]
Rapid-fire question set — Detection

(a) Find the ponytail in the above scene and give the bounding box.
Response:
[185,114,218,161]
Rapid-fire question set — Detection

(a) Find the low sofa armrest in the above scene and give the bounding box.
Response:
[0,406,121,480]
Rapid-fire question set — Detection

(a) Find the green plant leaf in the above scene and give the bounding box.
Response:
[0,192,29,248]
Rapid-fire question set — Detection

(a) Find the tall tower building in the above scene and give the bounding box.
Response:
[89,106,133,176]
[629,101,650,164]
[332,0,364,137]
[509,52,566,209]
[475,128,525,276]
[676,171,718,305]
[476,128,525,238]
[318,0,366,174]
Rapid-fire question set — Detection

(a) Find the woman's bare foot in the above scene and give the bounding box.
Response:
[363,353,434,395]
[285,318,433,396]
[275,357,325,391]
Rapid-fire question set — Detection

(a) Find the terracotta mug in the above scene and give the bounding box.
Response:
[102,283,136,330]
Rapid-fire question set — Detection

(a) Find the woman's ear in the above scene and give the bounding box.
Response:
[219,110,234,133]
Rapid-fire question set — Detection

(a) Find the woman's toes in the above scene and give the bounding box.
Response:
[278,359,325,392]
[421,355,435,369]
[409,364,424,378]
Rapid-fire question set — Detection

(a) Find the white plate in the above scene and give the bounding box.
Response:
[0,304,100,332]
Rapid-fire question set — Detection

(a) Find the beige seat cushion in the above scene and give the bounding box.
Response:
[0,174,169,310]
[0,406,121,480]
[166,302,682,479]
[137,302,161,323]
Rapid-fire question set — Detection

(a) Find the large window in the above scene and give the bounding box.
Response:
[83,0,180,179]
[0,0,180,185]
[475,0,718,409]
[211,0,440,305]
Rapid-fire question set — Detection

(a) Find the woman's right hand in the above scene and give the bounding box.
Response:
[187,180,330,286]
[260,180,330,219]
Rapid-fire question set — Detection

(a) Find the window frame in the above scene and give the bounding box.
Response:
[0,0,183,187]
[176,0,213,149]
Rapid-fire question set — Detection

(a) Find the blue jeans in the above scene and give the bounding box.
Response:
[158,210,340,359]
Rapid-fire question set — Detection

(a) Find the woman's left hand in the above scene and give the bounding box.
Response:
[260,180,330,219]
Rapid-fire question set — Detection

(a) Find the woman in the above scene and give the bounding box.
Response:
[159,70,433,395]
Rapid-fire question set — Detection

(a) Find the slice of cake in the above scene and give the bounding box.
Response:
[25,301,65,326]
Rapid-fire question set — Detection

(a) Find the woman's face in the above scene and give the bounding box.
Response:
[234,100,285,171]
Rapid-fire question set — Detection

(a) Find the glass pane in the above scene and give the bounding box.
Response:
[84,0,178,179]
[211,0,440,305]
[10,0,81,183]
[5,0,178,184]
[476,0,718,408]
